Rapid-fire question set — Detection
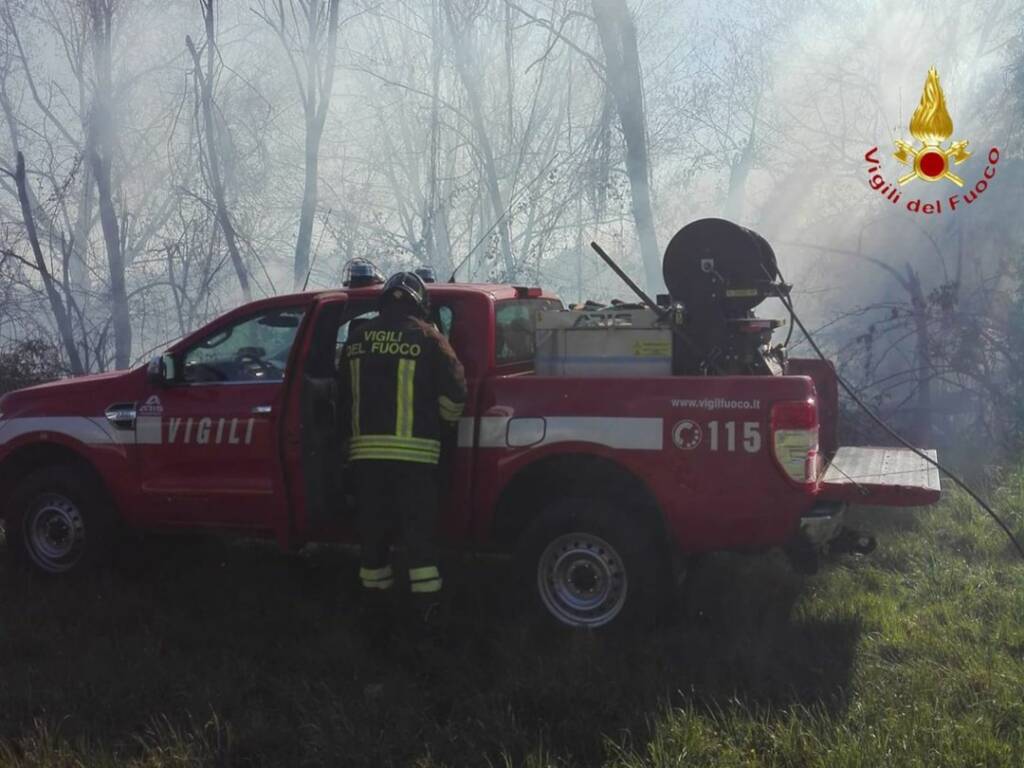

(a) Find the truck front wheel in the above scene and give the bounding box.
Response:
[518,498,662,630]
[6,465,116,575]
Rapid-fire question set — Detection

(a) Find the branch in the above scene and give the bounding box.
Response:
[314,0,340,131]
[1,4,81,149]
[779,240,911,290]
[10,151,84,373]
[504,1,605,78]
[253,0,310,109]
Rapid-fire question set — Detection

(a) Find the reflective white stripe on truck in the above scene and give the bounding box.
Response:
[457,416,663,450]
[0,416,122,446]
[136,415,162,445]
[2,414,664,452]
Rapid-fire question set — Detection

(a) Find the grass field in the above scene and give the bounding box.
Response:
[1,467,1024,767]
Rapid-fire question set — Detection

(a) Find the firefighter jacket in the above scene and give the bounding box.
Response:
[339,310,467,464]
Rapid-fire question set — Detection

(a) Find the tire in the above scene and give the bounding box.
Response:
[517,497,665,630]
[5,464,117,576]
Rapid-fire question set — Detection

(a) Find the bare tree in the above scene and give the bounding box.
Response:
[256,0,340,289]
[442,0,517,281]
[85,0,130,368]
[186,0,252,301]
[590,0,660,291]
[2,153,85,374]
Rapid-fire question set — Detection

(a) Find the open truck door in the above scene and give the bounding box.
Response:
[282,294,359,544]
[283,288,481,548]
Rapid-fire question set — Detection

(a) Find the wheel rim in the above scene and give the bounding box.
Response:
[22,493,86,573]
[537,531,628,628]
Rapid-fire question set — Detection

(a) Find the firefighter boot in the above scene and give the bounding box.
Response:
[406,563,445,640]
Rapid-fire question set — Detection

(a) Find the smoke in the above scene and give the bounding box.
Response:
[0,0,1021,427]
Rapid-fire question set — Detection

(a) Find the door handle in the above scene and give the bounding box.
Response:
[105,403,137,430]
[252,405,273,415]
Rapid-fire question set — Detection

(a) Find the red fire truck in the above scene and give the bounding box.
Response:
[0,222,942,629]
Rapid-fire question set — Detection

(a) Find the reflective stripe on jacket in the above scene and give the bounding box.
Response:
[339,309,467,464]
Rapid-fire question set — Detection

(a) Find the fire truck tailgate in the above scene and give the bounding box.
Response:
[818,447,941,506]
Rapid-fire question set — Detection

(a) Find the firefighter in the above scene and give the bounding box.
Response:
[339,271,467,631]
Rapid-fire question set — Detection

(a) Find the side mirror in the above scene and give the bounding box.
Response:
[147,354,176,386]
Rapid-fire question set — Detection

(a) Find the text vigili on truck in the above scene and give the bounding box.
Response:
[0,219,941,629]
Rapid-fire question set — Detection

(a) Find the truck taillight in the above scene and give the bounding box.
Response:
[771,399,819,484]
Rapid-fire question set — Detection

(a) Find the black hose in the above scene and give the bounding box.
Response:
[775,280,1024,560]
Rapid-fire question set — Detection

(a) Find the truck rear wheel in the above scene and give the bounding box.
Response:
[6,465,116,576]
[518,498,662,630]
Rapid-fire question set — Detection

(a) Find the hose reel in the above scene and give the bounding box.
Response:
[661,218,789,375]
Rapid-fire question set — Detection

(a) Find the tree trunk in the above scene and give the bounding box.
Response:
[423,3,448,275]
[443,2,517,281]
[186,1,252,301]
[591,0,661,293]
[11,153,85,375]
[724,113,757,222]
[292,0,339,290]
[294,125,321,287]
[88,0,131,369]
[70,160,93,292]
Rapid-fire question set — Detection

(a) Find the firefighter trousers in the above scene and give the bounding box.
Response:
[352,459,443,597]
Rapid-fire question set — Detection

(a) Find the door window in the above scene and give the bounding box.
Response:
[181,307,306,383]
[436,305,454,338]
[495,299,561,366]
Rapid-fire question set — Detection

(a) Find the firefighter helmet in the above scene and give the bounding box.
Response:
[380,271,429,315]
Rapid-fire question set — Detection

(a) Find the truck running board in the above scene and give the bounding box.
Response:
[818,446,941,506]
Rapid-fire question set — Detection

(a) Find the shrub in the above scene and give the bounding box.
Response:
[0,339,64,395]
